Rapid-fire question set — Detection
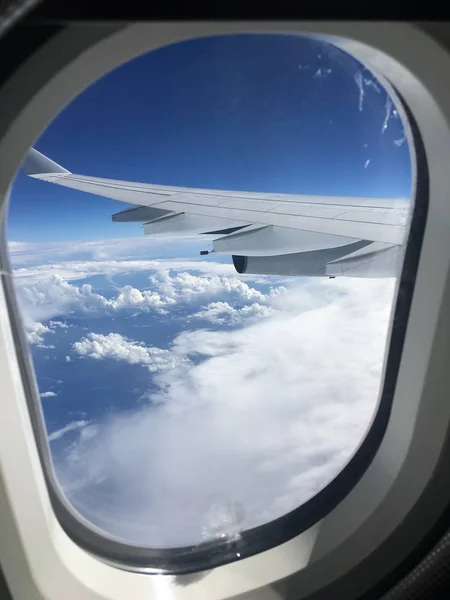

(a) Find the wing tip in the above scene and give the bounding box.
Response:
[23,147,71,176]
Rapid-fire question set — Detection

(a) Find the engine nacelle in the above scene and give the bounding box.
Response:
[232,241,402,278]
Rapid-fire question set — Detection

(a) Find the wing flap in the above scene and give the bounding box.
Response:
[143,212,251,236]
[212,224,358,256]
[112,206,172,222]
[150,198,406,245]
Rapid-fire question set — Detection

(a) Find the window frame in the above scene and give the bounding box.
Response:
[0,21,449,600]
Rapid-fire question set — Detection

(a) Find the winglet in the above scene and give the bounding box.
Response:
[23,147,71,176]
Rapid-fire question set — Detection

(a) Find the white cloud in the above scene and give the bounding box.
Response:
[56,276,397,547]
[149,270,268,303]
[73,332,190,374]
[8,236,206,268]
[394,137,406,147]
[49,320,69,329]
[364,159,370,169]
[13,257,234,287]
[48,420,89,442]
[15,263,277,325]
[26,321,53,346]
[11,238,401,547]
[192,300,274,325]
[40,391,57,398]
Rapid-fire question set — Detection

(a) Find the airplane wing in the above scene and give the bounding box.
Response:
[22,148,410,277]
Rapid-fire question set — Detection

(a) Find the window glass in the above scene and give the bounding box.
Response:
[7,34,412,550]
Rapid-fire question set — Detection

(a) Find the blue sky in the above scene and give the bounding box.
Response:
[8,33,410,243]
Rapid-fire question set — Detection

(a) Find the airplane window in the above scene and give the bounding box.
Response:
[6,33,414,567]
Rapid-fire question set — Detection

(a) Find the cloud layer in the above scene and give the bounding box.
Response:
[8,236,206,268]
[14,260,282,341]
[55,275,396,548]
[191,300,274,325]
[10,237,398,548]
[74,332,190,374]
